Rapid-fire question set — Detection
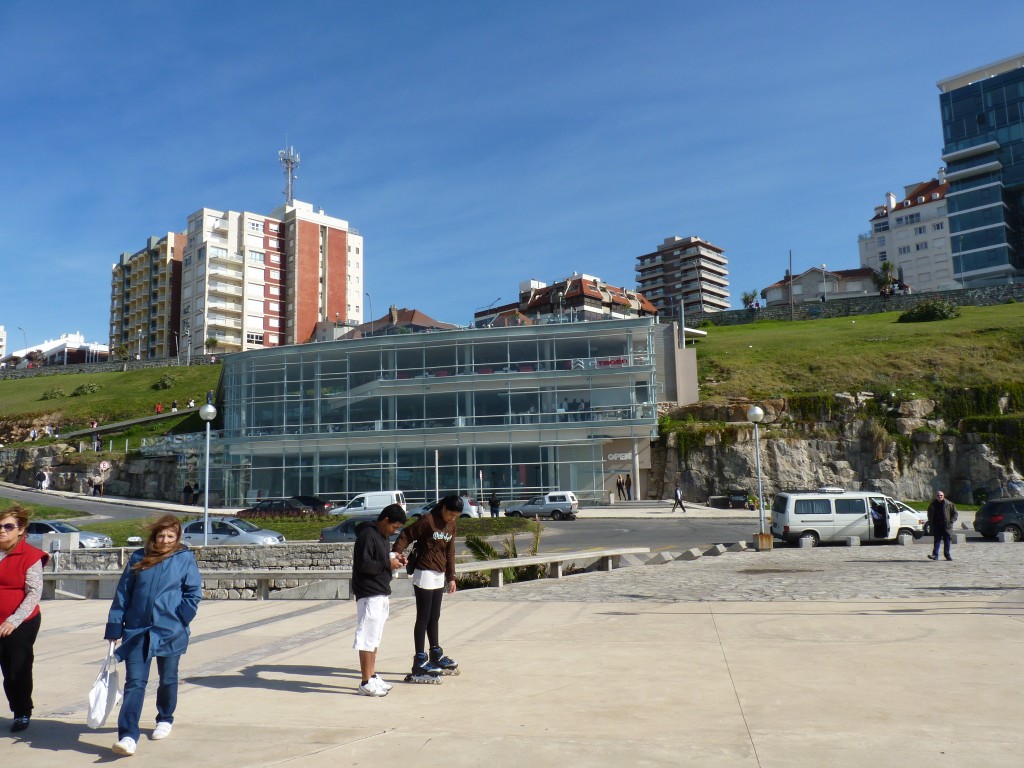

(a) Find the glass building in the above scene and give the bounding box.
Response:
[213,317,693,506]
[939,54,1024,286]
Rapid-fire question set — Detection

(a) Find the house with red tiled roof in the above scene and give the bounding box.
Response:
[760,266,887,307]
[858,176,957,293]
[312,305,457,341]
[473,273,658,327]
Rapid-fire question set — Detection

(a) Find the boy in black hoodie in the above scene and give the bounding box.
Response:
[352,504,407,696]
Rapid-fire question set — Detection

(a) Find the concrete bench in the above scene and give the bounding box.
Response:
[454,547,650,588]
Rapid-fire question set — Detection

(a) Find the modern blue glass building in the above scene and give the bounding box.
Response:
[938,54,1024,287]
[211,317,694,506]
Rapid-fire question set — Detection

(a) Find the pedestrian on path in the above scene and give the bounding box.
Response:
[104,515,202,756]
[181,482,192,506]
[671,484,686,513]
[625,474,633,501]
[191,484,201,506]
[352,506,407,697]
[488,492,501,518]
[615,475,625,501]
[927,490,957,561]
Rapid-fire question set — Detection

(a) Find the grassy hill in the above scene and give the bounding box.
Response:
[696,303,1024,400]
[0,365,222,433]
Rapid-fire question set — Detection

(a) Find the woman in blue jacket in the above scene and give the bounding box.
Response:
[105,515,202,757]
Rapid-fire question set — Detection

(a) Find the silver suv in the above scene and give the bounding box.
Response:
[505,492,579,521]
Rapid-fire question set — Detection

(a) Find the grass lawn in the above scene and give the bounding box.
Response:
[0,365,221,430]
[697,303,1024,400]
[0,494,85,520]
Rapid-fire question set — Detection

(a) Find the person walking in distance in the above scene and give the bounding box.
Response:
[615,475,625,501]
[624,473,633,501]
[181,482,192,506]
[392,496,462,683]
[926,490,958,561]
[671,483,686,513]
[0,505,49,733]
[352,505,407,697]
[105,515,202,756]
[488,492,501,518]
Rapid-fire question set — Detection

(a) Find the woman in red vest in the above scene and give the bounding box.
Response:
[0,505,48,733]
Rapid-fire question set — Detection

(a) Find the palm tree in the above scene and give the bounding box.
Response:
[873,261,898,297]
[741,290,758,308]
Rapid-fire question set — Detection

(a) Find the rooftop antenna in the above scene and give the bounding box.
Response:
[278,144,300,204]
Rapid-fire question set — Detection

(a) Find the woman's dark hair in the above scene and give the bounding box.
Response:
[434,495,464,515]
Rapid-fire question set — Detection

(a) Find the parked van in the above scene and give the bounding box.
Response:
[771,489,920,546]
[332,491,406,516]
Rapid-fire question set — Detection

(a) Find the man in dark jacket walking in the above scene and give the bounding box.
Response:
[352,505,407,696]
[927,490,957,561]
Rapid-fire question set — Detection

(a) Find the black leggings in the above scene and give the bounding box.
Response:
[413,586,444,654]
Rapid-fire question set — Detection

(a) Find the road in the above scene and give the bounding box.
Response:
[0,485,167,521]
[534,518,758,553]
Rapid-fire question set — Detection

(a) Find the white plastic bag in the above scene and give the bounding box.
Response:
[87,642,122,729]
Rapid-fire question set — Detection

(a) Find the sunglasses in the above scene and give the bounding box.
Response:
[0,523,20,532]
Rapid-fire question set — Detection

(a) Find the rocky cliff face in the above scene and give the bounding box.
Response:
[653,397,1024,505]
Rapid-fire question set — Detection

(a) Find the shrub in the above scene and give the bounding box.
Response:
[897,299,961,323]
[40,386,68,400]
[153,373,178,391]
[71,382,101,396]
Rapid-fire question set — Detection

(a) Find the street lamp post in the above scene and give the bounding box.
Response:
[199,399,218,547]
[17,326,27,352]
[364,292,373,335]
[821,264,827,302]
[747,405,771,551]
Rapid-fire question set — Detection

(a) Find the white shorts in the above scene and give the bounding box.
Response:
[353,595,390,651]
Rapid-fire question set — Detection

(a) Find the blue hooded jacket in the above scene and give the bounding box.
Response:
[104,546,202,661]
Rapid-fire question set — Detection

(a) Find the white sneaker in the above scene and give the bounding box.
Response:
[152,722,173,740]
[112,736,137,756]
[372,675,393,691]
[357,680,386,697]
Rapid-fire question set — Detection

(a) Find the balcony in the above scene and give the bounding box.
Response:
[209,282,243,297]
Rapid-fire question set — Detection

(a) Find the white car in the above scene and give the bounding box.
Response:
[505,492,580,521]
[181,517,286,546]
[410,497,481,519]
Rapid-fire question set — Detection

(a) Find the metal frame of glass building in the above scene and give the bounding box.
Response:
[213,317,692,506]
[939,54,1024,286]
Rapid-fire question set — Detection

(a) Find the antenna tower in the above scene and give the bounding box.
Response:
[278,145,300,204]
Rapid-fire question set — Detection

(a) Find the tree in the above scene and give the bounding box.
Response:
[114,344,130,361]
[741,290,759,308]
[873,261,898,297]
[204,337,219,352]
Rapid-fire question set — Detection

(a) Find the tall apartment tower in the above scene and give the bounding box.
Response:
[635,236,730,320]
[938,53,1024,286]
[109,233,185,358]
[0,325,6,359]
[859,178,954,292]
[180,200,361,356]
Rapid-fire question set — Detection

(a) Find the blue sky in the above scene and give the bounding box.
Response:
[2,0,1022,347]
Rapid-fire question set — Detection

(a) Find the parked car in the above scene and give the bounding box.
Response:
[331,491,407,516]
[973,497,1024,541]
[241,498,312,516]
[319,515,402,543]
[505,492,579,521]
[181,516,286,546]
[290,495,336,514]
[26,520,113,549]
[410,498,481,519]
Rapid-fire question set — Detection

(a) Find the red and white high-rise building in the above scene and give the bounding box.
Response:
[180,200,362,356]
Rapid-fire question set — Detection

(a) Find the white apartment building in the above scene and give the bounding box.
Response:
[0,325,6,359]
[180,200,362,358]
[859,178,956,292]
[635,236,730,321]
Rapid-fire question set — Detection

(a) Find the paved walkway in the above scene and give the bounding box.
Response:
[7,537,1022,767]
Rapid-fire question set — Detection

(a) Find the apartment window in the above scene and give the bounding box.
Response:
[914,225,926,236]
[267,334,279,344]
[933,222,945,231]
[898,246,911,255]
[878,251,887,261]
[269,254,281,264]
[268,301,281,312]
[876,236,885,246]
[268,238,280,249]
[269,269,281,280]
[197,247,206,261]
[268,222,280,233]
[246,299,264,314]
[915,242,928,251]
[249,221,264,233]
[268,317,281,328]
[907,213,921,224]
[268,284,281,296]
[355,247,360,254]
[246,332,264,345]
[184,255,192,266]
[873,222,889,233]
[209,246,227,258]
[249,251,266,263]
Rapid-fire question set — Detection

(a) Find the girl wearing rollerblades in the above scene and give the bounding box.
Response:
[393,495,462,683]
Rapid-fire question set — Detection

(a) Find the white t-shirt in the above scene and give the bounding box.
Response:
[412,568,446,590]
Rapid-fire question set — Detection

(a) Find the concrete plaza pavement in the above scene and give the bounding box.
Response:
[7,538,1023,767]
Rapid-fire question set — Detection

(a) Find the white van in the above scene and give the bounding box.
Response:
[770,490,920,546]
[332,491,406,516]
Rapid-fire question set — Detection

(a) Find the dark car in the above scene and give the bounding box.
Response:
[241,498,312,515]
[291,495,336,514]
[319,515,402,543]
[973,497,1024,541]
